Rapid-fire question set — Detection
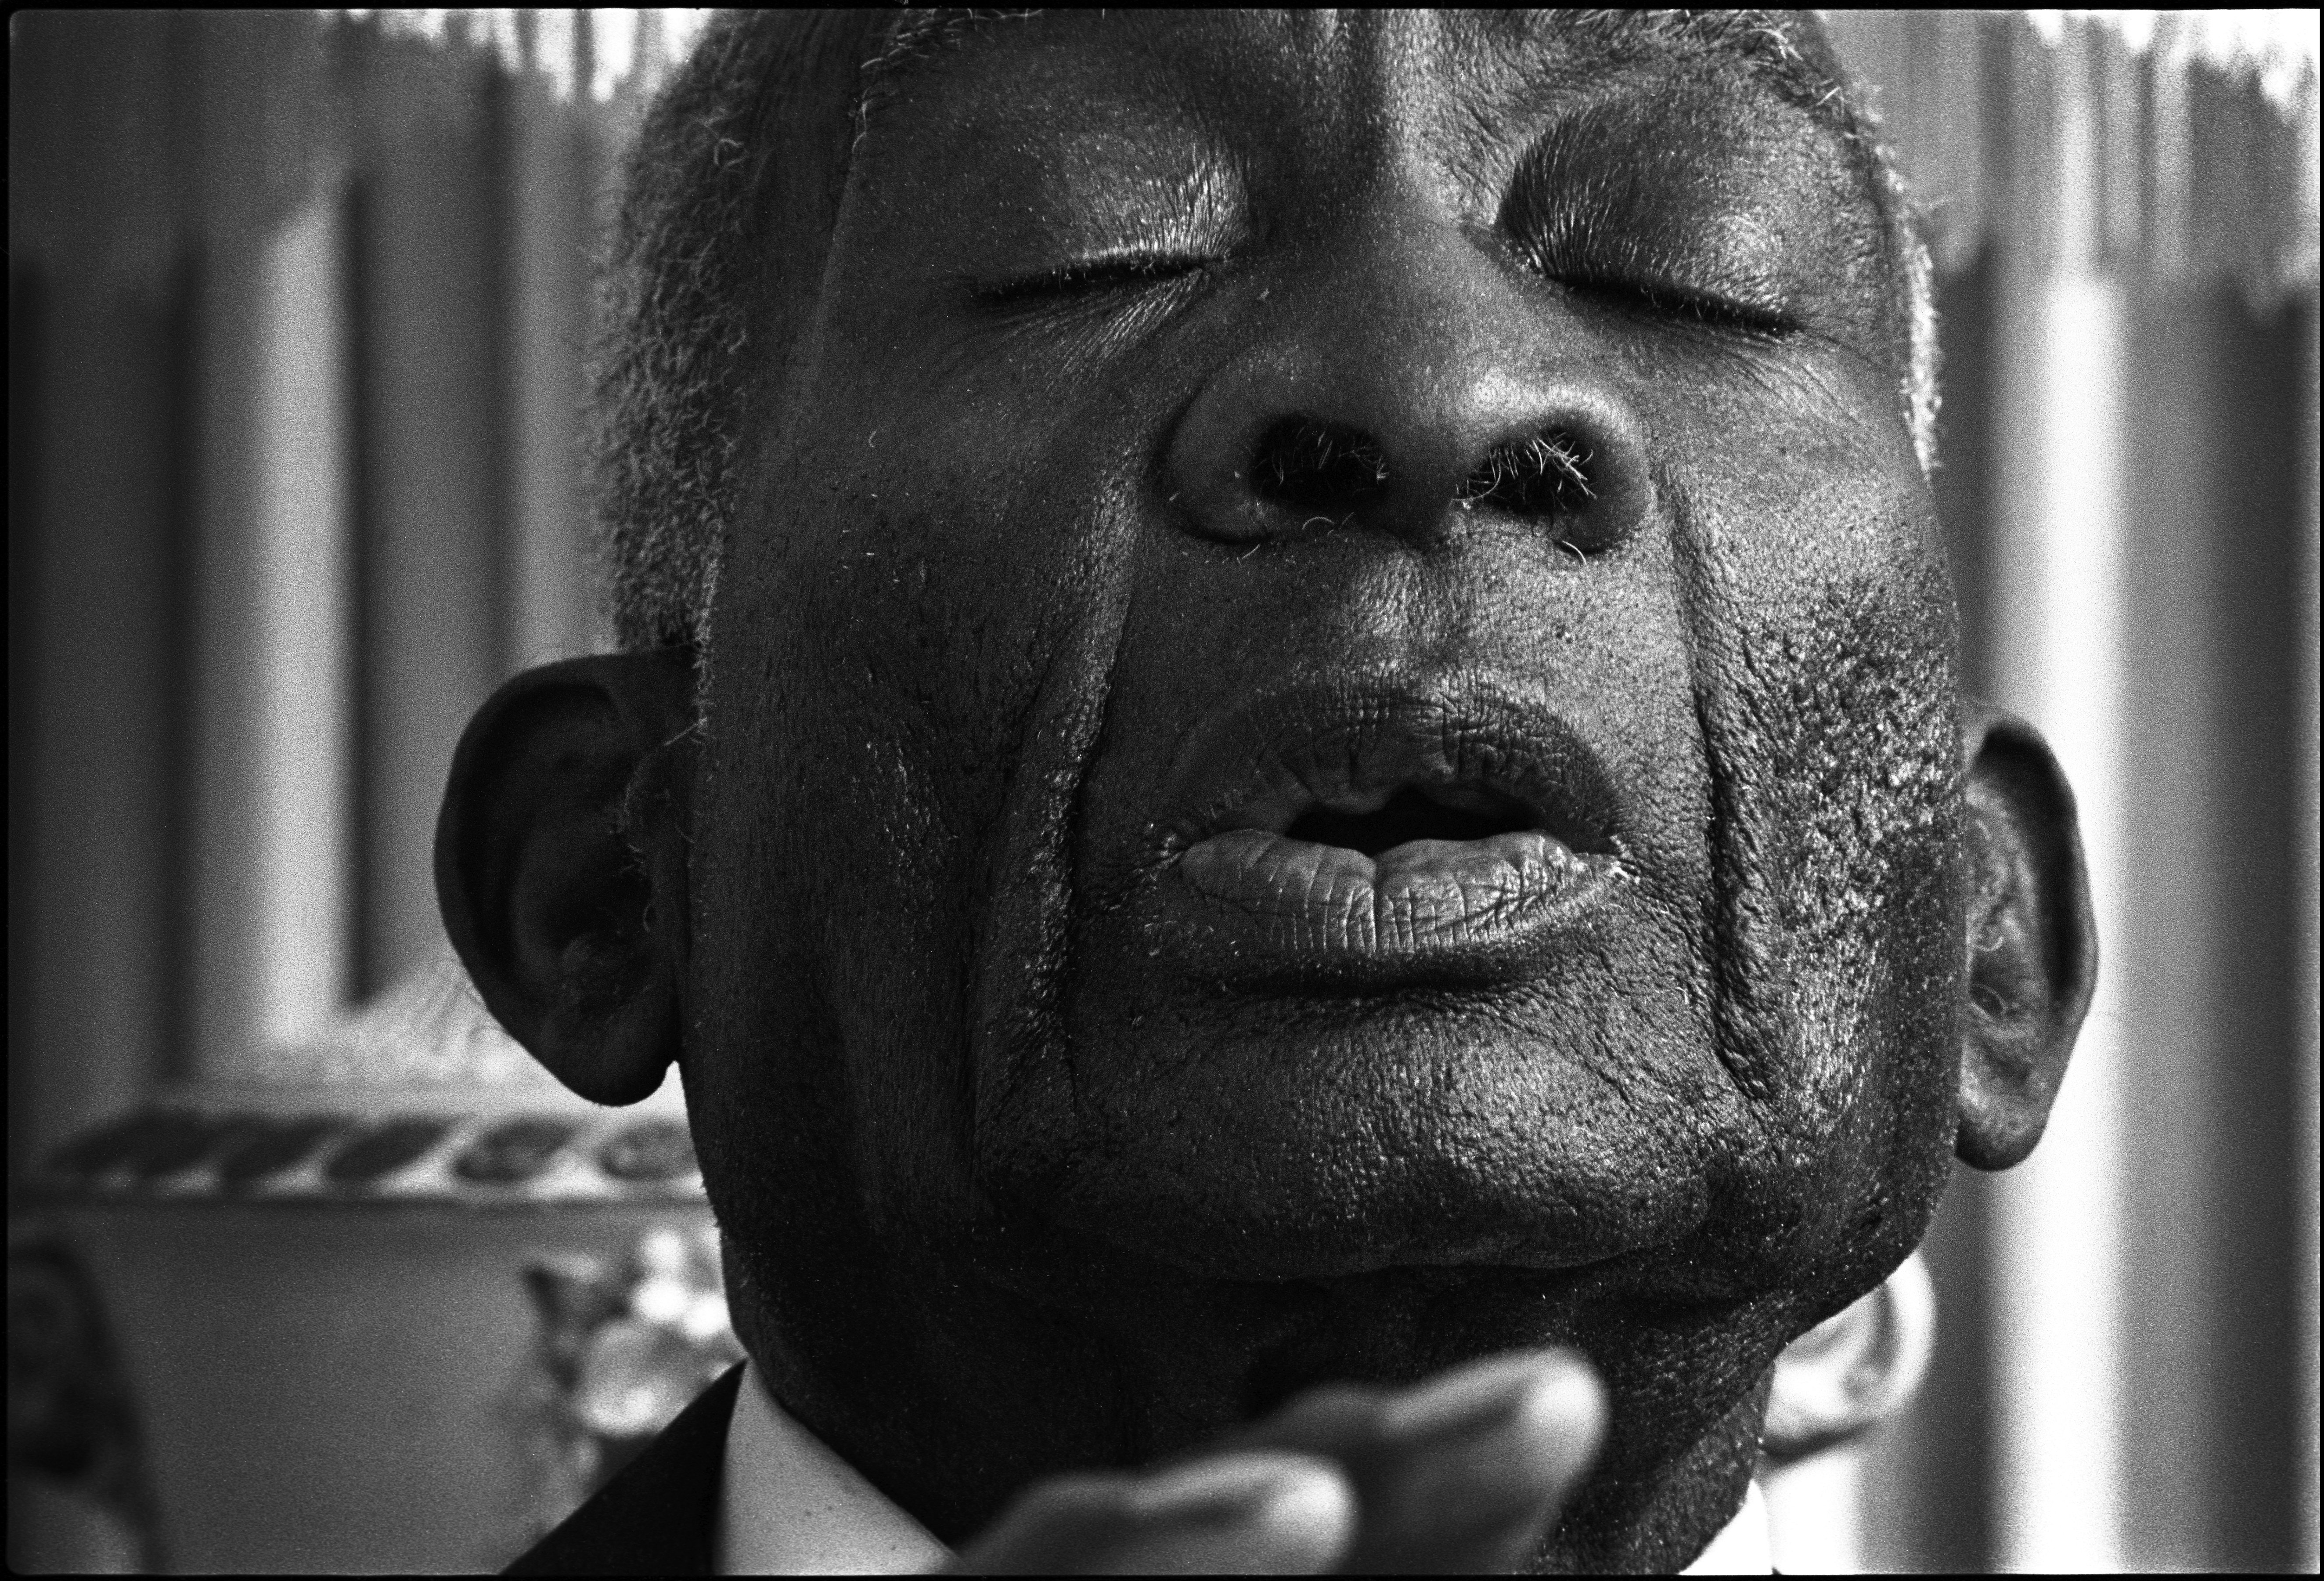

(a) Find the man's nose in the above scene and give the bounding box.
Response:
[1163,226,1651,555]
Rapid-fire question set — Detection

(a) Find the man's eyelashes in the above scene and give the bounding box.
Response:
[979,251,1214,307]
[970,245,1794,340]
[1549,271,1797,336]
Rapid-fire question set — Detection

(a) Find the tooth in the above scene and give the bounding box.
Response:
[1320,786,1394,816]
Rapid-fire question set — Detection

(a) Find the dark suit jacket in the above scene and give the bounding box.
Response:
[506,1363,746,1575]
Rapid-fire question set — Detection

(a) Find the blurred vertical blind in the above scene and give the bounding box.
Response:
[1820,12,2320,1576]
[8,10,2318,1574]
[12,11,667,1130]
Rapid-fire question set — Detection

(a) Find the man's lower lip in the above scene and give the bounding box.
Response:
[1158,828,1615,987]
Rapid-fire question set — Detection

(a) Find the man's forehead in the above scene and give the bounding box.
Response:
[860,7,1859,144]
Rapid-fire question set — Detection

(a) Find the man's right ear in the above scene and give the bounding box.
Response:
[434,650,698,1105]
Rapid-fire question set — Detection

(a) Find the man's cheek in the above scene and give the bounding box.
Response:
[1682,572,1961,1287]
[791,383,1077,744]
[710,485,1092,1240]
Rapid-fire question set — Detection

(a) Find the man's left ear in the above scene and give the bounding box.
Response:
[1953,701,2099,1170]
[434,650,698,1105]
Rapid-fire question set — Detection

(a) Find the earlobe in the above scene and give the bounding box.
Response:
[434,650,699,1105]
[1953,701,2098,1170]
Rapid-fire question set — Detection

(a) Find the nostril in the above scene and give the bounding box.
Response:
[1250,416,1391,518]
[1456,427,1596,521]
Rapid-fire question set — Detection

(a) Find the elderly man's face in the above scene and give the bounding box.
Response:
[685,1,1947,1519]
[436,8,2098,1562]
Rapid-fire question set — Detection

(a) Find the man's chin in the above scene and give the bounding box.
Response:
[972,982,1723,1286]
[978,1072,1705,1287]
[1023,1174,1684,1286]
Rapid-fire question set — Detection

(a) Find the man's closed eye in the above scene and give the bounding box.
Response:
[980,250,1218,307]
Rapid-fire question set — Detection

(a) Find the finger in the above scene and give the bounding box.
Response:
[1228,1349,1605,1574]
[1230,1382,1385,1458]
[950,1450,1356,1576]
[1353,1351,1605,1573]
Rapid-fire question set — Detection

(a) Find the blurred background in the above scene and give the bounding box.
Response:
[8,9,2317,1573]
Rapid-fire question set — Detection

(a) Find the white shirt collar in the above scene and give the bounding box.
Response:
[717,1364,949,1575]
[1680,1479,1773,1575]
[717,1362,1773,1575]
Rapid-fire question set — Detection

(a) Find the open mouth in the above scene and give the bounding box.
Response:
[1185,777,1599,925]
[1151,685,1621,985]
[1286,783,1539,853]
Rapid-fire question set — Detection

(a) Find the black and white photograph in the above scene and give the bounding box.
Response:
[9,9,2318,1574]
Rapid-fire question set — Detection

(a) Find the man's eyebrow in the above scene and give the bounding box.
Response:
[854,9,1867,160]
[1534,11,1857,134]
[855,7,1041,134]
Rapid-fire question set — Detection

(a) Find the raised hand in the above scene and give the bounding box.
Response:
[951,1349,1604,1574]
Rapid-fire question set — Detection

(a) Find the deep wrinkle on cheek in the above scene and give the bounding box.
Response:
[1656,423,1951,1125]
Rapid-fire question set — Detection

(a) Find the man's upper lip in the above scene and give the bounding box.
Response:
[1157,678,1622,861]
